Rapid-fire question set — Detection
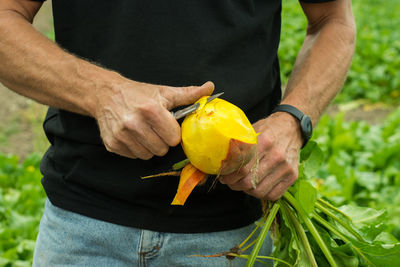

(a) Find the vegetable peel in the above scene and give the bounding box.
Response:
[171,163,207,205]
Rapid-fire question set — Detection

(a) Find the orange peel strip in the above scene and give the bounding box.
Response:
[171,163,207,205]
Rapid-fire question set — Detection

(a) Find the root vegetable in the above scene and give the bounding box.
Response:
[181,96,257,175]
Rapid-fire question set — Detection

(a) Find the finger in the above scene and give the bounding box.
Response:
[227,177,254,191]
[264,174,297,201]
[264,163,298,200]
[226,154,278,191]
[123,120,170,157]
[102,114,154,159]
[161,81,215,110]
[99,115,140,159]
[143,104,181,147]
[219,155,258,185]
[242,145,287,189]
[246,163,297,199]
[219,165,249,185]
[103,137,137,159]
[220,133,275,185]
[113,131,154,160]
[138,127,170,157]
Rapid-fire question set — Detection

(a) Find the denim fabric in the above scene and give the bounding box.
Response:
[33,200,272,266]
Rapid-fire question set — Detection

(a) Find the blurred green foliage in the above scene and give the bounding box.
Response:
[314,109,400,239]
[280,0,400,103]
[0,154,45,266]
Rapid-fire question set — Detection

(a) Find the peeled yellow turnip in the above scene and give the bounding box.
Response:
[181,96,257,175]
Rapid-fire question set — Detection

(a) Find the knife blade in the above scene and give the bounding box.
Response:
[172,92,224,120]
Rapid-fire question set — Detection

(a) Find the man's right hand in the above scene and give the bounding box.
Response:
[92,80,214,160]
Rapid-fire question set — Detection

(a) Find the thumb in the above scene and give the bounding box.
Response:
[163,81,215,110]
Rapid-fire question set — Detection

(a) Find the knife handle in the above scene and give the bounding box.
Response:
[171,103,200,120]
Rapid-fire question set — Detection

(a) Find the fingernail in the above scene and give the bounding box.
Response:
[202,81,214,89]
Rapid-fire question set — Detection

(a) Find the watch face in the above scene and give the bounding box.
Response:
[300,115,313,140]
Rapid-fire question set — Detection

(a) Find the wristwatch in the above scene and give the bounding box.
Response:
[271,104,313,148]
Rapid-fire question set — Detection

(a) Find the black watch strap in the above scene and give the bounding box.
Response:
[272,104,303,121]
[271,104,313,148]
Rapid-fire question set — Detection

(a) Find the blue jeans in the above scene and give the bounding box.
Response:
[33,200,272,266]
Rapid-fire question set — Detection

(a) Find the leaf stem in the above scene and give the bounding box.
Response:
[241,239,258,253]
[172,159,190,170]
[279,200,318,267]
[315,201,364,242]
[141,171,180,179]
[311,212,349,241]
[317,198,352,221]
[239,219,262,249]
[232,253,293,267]
[312,212,376,267]
[245,202,280,267]
[284,192,338,267]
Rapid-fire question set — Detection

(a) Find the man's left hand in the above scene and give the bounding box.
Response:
[219,112,304,201]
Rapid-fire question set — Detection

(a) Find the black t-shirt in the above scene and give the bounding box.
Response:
[37,0,332,233]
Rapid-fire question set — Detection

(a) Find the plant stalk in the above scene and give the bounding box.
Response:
[284,192,338,267]
[239,220,262,249]
[245,202,280,267]
[172,159,190,170]
[279,200,318,267]
[233,253,293,267]
[312,212,375,267]
[315,201,364,242]
[241,239,258,253]
[317,198,352,221]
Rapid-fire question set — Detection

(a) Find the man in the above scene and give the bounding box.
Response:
[0,0,355,266]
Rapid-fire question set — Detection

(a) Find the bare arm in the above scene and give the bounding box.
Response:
[0,0,214,159]
[220,0,356,200]
[0,0,106,116]
[282,0,356,123]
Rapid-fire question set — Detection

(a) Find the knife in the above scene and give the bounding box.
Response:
[172,92,224,120]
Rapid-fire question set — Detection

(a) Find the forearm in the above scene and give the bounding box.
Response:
[282,17,356,125]
[0,10,122,116]
[225,16,357,201]
[0,6,216,160]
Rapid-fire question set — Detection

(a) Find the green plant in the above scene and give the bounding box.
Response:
[314,109,400,240]
[227,141,400,267]
[279,0,400,104]
[0,153,45,266]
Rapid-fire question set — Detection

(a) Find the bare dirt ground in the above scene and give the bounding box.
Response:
[325,103,394,124]
[0,1,395,159]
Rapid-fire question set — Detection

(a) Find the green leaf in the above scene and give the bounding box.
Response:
[307,223,360,267]
[353,171,381,192]
[374,232,399,244]
[271,211,300,266]
[338,205,387,242]
[0,257,11,266]
[272,202,313,267]
[350,239,400,266]
[300,141,324,178]
[294,180,317,216]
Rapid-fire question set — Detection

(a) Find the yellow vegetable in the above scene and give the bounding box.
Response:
[181,96,257,175]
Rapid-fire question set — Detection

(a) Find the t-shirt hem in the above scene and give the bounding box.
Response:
[45,189,262,234]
